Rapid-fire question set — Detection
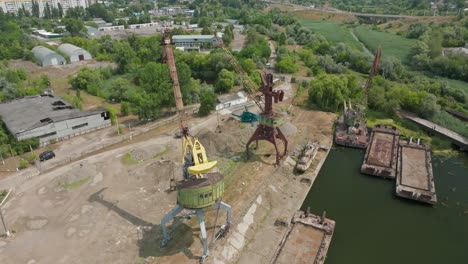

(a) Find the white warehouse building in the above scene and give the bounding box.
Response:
[216,92,248,111]
[58,43,92,63]
[0,95,111,146]
[32,46,66,66]
[172,35,220,50]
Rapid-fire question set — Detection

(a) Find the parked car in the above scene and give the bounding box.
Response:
[39,150,55,161]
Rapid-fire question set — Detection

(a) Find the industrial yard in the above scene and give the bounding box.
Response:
[0,86,336,264]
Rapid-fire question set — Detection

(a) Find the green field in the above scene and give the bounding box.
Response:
[299,19,363,51]
[354,26,417,63]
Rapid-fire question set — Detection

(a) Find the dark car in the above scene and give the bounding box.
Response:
[39,150,55,161]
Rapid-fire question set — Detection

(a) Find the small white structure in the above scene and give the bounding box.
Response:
[215,92,248,111]
[443,47,468,56]
[32,46,66,67]
[58,44,92,63]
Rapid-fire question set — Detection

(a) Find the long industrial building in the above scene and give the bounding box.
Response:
[0,94,111,146]
[32,46,66,66]
[0,0,95,17]
[58,43,92,63]
[172,35,220,50]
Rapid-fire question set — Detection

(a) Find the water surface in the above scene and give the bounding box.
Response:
[302,147,468,264]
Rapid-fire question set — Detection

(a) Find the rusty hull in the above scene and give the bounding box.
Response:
[272,211,335,264]
[361,125,400,179]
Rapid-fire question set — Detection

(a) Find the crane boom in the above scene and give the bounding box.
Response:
[215,35,265,112]
[361,47,382,108]
[162,29,185,115]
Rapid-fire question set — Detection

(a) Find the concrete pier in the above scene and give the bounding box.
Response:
[272,211,335,264]
[361,125,399,179]
[400,111,468,150]
[396,139,437,204]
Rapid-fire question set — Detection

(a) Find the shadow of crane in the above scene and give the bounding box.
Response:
[88,187,198,260]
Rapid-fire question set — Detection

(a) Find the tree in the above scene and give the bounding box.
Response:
[380,57,404,80]
[308,74,351,112]
[120,101,129,116]
[428,29,443,58]
[278,32,286,46]
[108,78,131,102]
[407,22,429,39]
[215,69,235,93]
[31,0,40,18]
[418,93,440,118]
[199,86,216,116]
[201,26,212,35]
[44,3,51,19]
[240,58,257,75]
[275,55,297,73]
[58,3,63,18]
[113,41,137,74]
[64,18,86,36]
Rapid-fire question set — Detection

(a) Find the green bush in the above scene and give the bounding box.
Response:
[19,159,29,169]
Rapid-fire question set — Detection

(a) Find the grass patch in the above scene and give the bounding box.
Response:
[153,145,171,159]
[354,25,417,64]
[121,152,140,165]
[299,19,363,51]
[431,76,468,91]
[0,190,8,203]
[59,176,91,190]
[366,110,458,153]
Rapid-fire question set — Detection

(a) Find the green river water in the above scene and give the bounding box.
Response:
[302,147,468,264]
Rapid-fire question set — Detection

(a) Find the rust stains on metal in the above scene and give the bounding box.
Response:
[272,211,335,264]
[396,139,437,204]
[361,125,400,179]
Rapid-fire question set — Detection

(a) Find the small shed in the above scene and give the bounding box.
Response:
[216,92,248,111]
[58,43,92,63]
[32,46,66,67]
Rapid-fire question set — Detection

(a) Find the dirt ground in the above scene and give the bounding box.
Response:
[0,78,336,264]
[293,9,358,22]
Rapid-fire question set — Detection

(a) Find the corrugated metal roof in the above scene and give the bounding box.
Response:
[58,43,87,56]
[172,35,216,40]
[32,46,58,61]
[0,95,107,135]
[217,92,246,104]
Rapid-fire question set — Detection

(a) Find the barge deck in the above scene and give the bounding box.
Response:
[272,210,335,264]
[396,139,437,204]
[361,125,399,179]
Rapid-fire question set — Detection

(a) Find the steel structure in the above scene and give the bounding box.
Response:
[245,73,288,165]
[160,29,232,263]
[216,36,288,165]
[335,47,382,148]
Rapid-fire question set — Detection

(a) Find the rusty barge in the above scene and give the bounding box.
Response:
[272,210,335,264]
[396,138,437,204]
[361,125,400,179]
